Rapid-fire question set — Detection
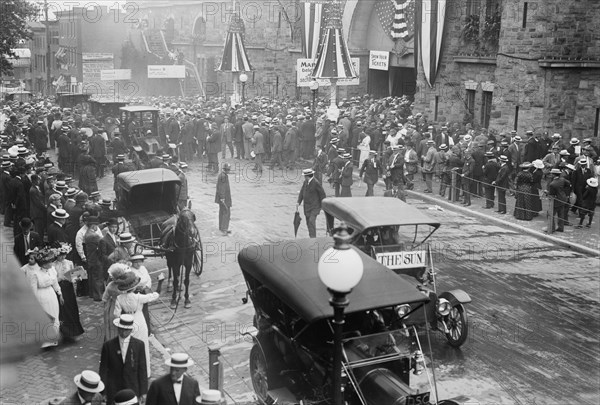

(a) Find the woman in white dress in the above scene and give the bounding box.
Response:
[358,132,371,168]
[130,254,154,335]
[28,247,63,348]
[114,272,159,376]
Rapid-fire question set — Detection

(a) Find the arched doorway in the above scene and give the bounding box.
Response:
[347,0,417,99]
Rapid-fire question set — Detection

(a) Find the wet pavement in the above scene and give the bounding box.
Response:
[1,155,599,404]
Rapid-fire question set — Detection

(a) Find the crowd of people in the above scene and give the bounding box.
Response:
[2,90,599,403]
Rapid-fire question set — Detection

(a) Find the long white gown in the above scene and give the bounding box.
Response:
[28,266,60,344]
[358,134,371,168]
[114,291,159,376]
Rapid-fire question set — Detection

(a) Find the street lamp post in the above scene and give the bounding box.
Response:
[309,80,319,118]
[317,223,364,405]
[239,73,248,104]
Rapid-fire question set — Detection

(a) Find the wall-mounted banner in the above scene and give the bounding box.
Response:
[369,50,389,71]
[296,58,360,87]
[148,65,186,79]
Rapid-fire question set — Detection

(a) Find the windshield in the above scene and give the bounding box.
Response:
[343,329,417,365]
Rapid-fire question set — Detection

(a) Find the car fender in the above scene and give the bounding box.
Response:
[439,289,471,306]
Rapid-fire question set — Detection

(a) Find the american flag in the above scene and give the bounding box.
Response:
[376,0,415,42]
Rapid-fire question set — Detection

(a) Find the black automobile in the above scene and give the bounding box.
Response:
[239,237,467,405]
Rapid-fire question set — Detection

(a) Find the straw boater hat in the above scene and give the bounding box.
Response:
[587,178,598,188]
[499,155,509,162]
[130,254,145,262]
[532,160,544,169]
[99,198,112,207]
[550,168,562,175]
[74,370,104,393]
[519,162,532,168]
[570,138,580,145]
[302,168,314,176]
[166,352,194,368]
[119,232,136,243]
[64,188,79,198]
[113,314,135,330]
[51,208,69,219]
[196,389,224,404]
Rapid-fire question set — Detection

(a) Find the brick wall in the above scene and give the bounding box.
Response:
[414,0,600,138]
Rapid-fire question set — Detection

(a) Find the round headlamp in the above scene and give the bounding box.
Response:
[437,298,451,316]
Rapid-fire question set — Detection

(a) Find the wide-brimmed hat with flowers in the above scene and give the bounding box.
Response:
[117,272,140,292]
[57,242,72,255]
[36,247,58,265]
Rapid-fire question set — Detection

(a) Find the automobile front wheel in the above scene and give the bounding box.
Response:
[249,345,270,404]
[444,304,468,347]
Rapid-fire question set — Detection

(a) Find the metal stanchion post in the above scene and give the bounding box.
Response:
[450,171,457,202]
[547,197,554,234]
[208,345,223,391]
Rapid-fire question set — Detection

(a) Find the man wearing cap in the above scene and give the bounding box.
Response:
[251,125,265,173]
[99,314,148,405]
[524,130,545,163]
[493,156,511,214]
[215,163,232,236]
[99,218,119,279]
[312,144,328,185]
[146,352,201,405]
[297,168,326,237]
[270,124,284,170]
[242,116,254,160]
[544,168,571,232]
[340,153,354,197]
[283,120,298,169]
[206,123,221,173]
[422,140,437,193]
[359,151,382,197]
[58,370,104,405]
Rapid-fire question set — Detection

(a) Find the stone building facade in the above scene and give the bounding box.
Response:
[413,0,600,138]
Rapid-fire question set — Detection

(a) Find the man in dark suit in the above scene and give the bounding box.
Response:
[359,150,382,197]
[570,156,593,213]
[99,314,148,405]
[146,352,201,405]
[47,208,69,244]
[340,153,354,197]
[89,130,107,178]
[58,370,104,405]
[215,163,232,236]
[297,168,326,238]
[493,155,511,214]
[13,218,43,265]
[482,152,500,209]
[544,168,571,232]
[29,174,47,237]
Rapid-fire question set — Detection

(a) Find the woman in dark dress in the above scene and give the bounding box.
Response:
[54,243,84,341]
[530,160,544,216]
[514,162,535,221]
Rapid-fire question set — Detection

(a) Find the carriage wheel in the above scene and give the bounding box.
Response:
[193,240,203,277]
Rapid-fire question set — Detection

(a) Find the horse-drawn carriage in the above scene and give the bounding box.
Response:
[115,168,202,308]
[118,106,162,162]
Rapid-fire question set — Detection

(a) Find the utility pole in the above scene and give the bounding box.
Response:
[44,0,52,96]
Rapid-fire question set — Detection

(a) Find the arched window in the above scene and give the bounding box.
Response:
[192,15,206,42]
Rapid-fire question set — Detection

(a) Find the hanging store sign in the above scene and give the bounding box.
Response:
[296,58,360,87]
[369,50,389,71]
[148,65,186,79]
[101,69,132,81]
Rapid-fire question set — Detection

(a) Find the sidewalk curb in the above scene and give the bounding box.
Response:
[406,189,600,258]
[348,170,598,258]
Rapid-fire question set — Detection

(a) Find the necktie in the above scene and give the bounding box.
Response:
[25,235,29,251]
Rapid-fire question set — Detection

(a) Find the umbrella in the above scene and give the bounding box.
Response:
[294,208,302,237]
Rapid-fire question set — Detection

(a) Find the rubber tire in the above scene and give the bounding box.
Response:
[445,304,468,347]
[249,344,270,405]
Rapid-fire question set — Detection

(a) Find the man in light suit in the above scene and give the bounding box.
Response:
[297,168,326,238]
[58,370,104,404]
[99,315,148,405]
[146,352,201,405]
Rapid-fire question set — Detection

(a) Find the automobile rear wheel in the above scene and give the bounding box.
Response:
[249,345,270,404]
[445,304,468,347]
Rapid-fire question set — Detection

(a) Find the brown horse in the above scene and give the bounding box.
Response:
[161,209,202,308]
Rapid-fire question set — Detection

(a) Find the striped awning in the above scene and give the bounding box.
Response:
[311,1,356,80]
[217,15,252,72]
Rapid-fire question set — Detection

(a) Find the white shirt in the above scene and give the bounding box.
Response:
[119,336,130,362]
[173,378,183,403]
[132,265,152,290]
[76,225,103,260]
